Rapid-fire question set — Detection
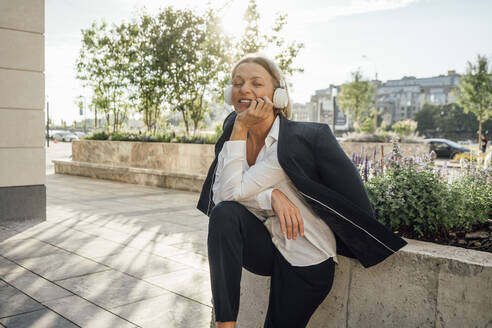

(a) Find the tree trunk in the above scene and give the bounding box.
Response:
[181,109,190,138]
[478,117,482,152]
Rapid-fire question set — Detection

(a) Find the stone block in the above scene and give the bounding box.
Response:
[145,267,211,300]
[111,293,212,328]
[436,259,492,328]
[0,256,24,276]
[16,253,111,281]
[308,256,354,328]
[0,238,69,261]
[56,270,167,309]
[0,148,45,187]
[1,269,72,302]
[0,0,44,33]
[0,284,44,317]
[235,268,271,328]
[0,69,44,109]
[347,251,440,328]
[96,250,190,279]
[0,28,44,71]
[0,308,78,328]
[0,108,45,148]
[43,295,137,328]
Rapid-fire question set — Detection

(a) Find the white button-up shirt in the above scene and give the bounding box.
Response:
[212,115,338,267]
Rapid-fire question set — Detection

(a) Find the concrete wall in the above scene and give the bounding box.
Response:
[53,140,429,193]
[211,239,492,328]
[72,140,215,176]
[0,0,46,221]
[69,140,429,176]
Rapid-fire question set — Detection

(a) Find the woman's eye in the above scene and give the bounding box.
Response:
[254,83,263,87]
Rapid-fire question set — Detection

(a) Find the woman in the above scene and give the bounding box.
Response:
[197,54,407,328]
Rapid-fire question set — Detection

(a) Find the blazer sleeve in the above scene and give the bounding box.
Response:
[314,124,376,218]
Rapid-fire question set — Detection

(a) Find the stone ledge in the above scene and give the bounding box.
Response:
[53,160,205,192]
[211,238,492,328]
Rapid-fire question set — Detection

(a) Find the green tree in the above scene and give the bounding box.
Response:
[76,21,129,133]
[234,0,304,76]
[391,119,417,136]
[338,70,374,130]
[124,15,167,134]
[154,7,230,137]
[455,54,492,148]
[415,103,439,135]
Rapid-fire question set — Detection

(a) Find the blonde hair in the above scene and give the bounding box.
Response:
[231,54,292,119]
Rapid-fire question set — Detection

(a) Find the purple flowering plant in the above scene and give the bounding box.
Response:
[357,137,492,240]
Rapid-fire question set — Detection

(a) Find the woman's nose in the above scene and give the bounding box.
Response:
[239,82,253,95]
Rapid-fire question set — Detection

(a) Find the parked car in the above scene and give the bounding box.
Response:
[73,131,87,138]
[52,132,79,142]
[424,138,470,159]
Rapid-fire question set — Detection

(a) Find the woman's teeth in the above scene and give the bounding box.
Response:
[239,100,252,103]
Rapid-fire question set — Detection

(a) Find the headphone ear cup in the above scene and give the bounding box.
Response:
[273,88,289,109]
[224,86,233,105]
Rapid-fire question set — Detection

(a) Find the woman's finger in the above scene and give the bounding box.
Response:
[297,210,304,237]
[247,99,257,112]
[278,213,287,236]
[262,96,273,109]
[291,210,298,240]
[285,212,293,240]
[255,97,265,113]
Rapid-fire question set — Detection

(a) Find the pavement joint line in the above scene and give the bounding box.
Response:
[0,308,48,321]
[55,217,206,250]
[0,255,141,327]
[1,225,213,310]
[61,214,207,239]
[0,276,81,327]
[51,268,114,283]
[54,219,200,253]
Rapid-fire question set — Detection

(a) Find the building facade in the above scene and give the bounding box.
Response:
[0,0,46,221]
[377,71,461,124]
[292,85,350,131]
[293,71,461,129]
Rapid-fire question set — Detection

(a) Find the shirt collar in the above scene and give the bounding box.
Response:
[265,115,280,148]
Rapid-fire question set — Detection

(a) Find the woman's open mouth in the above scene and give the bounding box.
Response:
[239,99,253,104]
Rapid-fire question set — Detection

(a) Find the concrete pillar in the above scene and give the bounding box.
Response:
[0,0,46,221]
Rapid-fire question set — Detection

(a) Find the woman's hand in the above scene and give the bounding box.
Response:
[271,189,304,240]
[230,97,274,141]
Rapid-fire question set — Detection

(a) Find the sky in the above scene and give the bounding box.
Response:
[45,0,492,124]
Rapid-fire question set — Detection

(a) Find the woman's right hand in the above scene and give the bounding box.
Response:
[235,96,273,129]
[271,189,304,240]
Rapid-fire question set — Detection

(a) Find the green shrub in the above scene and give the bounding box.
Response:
[450,170,492,231]
[364,138,492,239]
[391,119,418,136]
[84,130,219,144]
[85,131,109,140]
[366,162,455,238]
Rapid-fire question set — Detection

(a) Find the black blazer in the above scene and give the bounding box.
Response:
[197,112,407,268]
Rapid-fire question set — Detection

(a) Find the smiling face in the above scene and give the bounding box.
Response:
[231,62,276,113]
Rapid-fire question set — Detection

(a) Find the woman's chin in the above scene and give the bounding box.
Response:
[234,105,248,113]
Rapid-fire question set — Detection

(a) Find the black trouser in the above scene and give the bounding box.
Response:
[207,201,336,328]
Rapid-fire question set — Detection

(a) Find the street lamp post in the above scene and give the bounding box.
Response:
[362,55,379,130]
[332,87,338,133]
[46,97,50,148]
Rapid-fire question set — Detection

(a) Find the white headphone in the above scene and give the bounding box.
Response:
[224,76,289,109]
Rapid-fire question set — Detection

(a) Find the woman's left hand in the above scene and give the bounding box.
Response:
[271,189,304,240]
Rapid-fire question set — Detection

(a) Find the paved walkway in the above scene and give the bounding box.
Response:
[0,172,213,327]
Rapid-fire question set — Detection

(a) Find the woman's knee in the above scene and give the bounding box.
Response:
[208,201,246,234]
